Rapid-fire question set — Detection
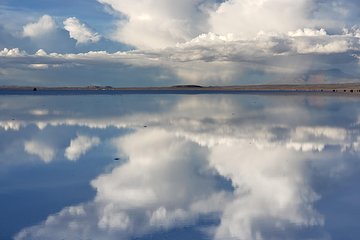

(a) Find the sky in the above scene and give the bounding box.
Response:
[0,0,360,86]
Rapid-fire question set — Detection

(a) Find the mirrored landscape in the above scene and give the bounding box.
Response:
[1,93,360,240]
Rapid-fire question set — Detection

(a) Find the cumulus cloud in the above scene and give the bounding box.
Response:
[209,0,311,37]
[1,27,359,84]
[288,28,328,37]
[4,1,360,84]
[63,17,101,44]
[64,134,100,161]
[0,48,25,57]
[24,140,56,163]
[3,28,360,62]
[23,15,57,39]
[94,0,360,50]
[179,30,360,57]
[97,0,213,49]
[1,0,359,86]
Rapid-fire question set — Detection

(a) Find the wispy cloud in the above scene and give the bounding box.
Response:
[63,17,101,44]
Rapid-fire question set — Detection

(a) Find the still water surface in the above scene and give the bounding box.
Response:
[1,94,360,240]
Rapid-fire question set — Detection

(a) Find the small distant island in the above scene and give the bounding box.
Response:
[1,83,360,95]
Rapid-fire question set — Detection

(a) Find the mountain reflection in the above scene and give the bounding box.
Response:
[1,94,360,240]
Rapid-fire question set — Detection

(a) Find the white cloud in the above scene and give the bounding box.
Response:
[0,29,358,84]
[0,0,359,86]
[288,28,328,37]
[63,17,101,44]
[64,135,100,161]
[24,140,56,163]
[35,49,48,56]
[0,48,25,57]
[209,0,311,37]
[97,0,213,49]
[29,109,49,116]
[93,0,360,53]
[23,15,57,39]
[2,27,359,65]
[28,64,49,69]
[291,36,354,54]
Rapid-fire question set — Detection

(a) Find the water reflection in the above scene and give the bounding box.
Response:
[1,94,360,240]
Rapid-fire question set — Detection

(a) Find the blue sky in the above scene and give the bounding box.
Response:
[0,0,360,86]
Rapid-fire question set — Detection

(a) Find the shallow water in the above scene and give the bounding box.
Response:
[1,94,360,240]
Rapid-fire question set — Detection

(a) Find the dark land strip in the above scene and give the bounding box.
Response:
[1,83,360,95]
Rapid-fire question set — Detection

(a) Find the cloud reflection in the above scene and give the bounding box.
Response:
[64,135,100,161]
[1,94,359,239]
[24,140,56,163]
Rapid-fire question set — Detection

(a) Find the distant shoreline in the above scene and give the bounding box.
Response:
[1,83,360,95]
